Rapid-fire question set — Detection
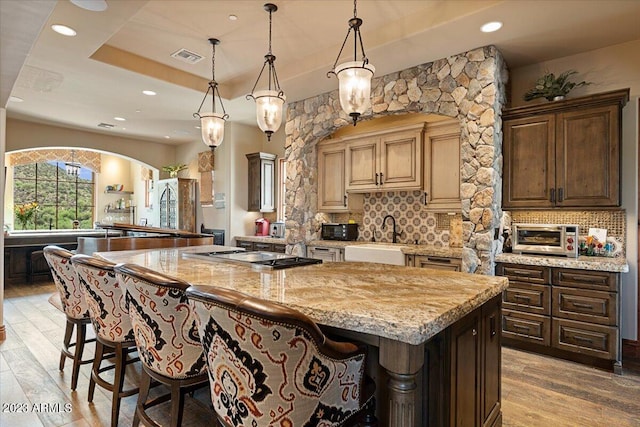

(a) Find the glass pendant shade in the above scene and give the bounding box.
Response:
[254,90,285,137]
[199,112,226,149]
[336,61,375,117]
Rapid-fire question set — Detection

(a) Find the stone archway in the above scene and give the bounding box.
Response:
[283,45,508,275]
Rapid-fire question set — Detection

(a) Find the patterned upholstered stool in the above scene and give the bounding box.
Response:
[43,245,95,391]
[115,263,210,427]
[186,285,377,427]
[71,254,140,427]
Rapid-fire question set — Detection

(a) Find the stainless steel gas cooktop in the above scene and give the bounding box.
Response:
[183,251,322,270]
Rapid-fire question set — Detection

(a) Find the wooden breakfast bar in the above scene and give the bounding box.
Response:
[95,245,509,427]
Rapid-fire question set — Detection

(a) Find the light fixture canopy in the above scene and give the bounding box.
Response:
[247,3,286,141]
[194,38,228,151]
[65,150,81,177]
[328,0,375,126]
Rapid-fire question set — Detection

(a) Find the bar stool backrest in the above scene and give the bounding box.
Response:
[71,254,134,343]
[43,246,89,320]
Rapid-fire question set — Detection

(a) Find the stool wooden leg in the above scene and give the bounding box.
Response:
[110,345,127,427]
[134,369,152,427]
[60,319,74,372]
[170,382,185,427]
[70,323,87,391]
[88,341,104,402]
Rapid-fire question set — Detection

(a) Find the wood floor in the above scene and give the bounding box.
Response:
[2,280,640,427]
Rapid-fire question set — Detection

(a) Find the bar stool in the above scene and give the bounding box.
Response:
[71,254,140,427]
[186,285,377,427]
[115,263,209,427]
[43,245,95,391]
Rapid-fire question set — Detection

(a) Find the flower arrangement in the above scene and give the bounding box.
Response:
[15,202,39,229]
[524,70,590,102]
[162,164,187,178]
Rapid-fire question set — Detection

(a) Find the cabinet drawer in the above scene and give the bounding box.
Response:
[553,269,617,291]
[271,244,286,253]
[502,282,550,315]
[552,318,618,360]
[254,242,273,251]
[552,287,617,326]
[502,310,550,346]
[497,263,550,285]
[236,241,254,251]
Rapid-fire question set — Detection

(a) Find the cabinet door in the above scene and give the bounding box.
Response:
[379,129,422,190]
[236,240,254,251]
[346,137,379,191]
[307,246,343,262]
[317,143,348,212]
[556,105,620,206]
[502,115,556,208]
[424,121,461,211]
[450,308,481,427]
[246,153,276,213]
[481,296,501,427]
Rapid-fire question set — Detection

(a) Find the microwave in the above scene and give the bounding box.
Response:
[512,224,579,258]
[321,223,359,241]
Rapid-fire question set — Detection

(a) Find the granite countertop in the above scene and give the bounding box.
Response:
[96,245,508,346]
[496,253,629,273]
[307,240,463,258]
[235,235,286,244]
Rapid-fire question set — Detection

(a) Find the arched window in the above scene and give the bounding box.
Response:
[13,161,95,230]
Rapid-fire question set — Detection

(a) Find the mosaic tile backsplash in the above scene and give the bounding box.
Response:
[334,190,460,246]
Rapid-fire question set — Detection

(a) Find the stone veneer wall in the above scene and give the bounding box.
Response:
[284,46,508,274]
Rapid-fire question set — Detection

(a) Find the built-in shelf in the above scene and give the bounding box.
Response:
[106,208,135,213]
[105,190,134,195]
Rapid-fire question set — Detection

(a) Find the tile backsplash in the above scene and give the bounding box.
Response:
[334,190,460,246]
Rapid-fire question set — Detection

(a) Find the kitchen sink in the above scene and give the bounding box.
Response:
[344,243,405,266]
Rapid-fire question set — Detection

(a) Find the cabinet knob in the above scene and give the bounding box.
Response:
[472,328,477,336]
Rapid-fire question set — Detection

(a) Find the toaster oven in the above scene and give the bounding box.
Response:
[512,224,579,258]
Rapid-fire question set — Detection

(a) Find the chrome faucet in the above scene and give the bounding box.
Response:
[382,214,402,243]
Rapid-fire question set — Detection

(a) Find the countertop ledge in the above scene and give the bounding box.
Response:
[496,253,629,273]
[307,240,463,258]
[235,236,285,244]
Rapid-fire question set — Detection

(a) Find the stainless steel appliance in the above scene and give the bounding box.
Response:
[270,221,285,238]
[321,223,358,241]
[158,178,197,232]
[512,223,579,257]
[184,251,322,270]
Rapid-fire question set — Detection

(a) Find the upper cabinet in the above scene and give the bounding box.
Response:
[317,141,364,213]
[345,124,424,192]
[246,152,276,212]
[503,89,629,209]
[423,119,461,211]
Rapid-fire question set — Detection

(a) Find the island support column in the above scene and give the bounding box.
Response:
[379,338,425,426]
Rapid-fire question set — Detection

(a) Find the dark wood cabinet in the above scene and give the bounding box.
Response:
[502,89,629,209]
[235,238,285,253]
[246,152,276,212]
[498,262,621,373]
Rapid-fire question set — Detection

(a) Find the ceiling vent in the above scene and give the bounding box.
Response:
[171,48,204,64]
[97,122,115,129]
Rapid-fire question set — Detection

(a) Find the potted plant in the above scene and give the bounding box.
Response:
[15,202,39,230]
[524,70,589,102]
[162,164,187,178]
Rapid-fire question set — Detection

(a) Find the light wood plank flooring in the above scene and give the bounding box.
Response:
[2,280,639,427]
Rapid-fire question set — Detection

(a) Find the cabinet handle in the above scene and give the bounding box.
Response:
[314,247,330,251]
[423,191,428,205]
[574,336,593,344]
[558,187,564,202]
[550,188,556,203]
[343,195,347,207]
[375,173,379,185]
[472,328,477,336]
[380,172,384,184]
[571,302,594,309]
[427,257,451,263]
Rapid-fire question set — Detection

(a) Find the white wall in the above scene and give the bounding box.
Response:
[509,38,640,340]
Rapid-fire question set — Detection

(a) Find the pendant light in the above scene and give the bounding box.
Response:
[247,3,285,141]
[65,150,81,177]
[194,38,228,151]
[328,0,375,126]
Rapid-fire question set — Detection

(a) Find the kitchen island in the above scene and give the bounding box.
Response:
[96,245,509,426]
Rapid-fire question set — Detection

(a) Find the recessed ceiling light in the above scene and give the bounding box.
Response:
[195,125,201,129]
[142,90,156,96]
[229,14,238,21]
[135,109,142,113]
[480,21,502,33]
[164,136,171,139]
[114,117,126,121]
[9,96,23,103]
[51,24,77,36]
[70,0,108,12]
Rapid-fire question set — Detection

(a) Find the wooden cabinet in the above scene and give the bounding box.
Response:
[502,89,629,209]
[345,123,424,192]
[406,254,462,271]
[498,262,621,373]
[423,119,461,211]
[448,295,502,427]
[317,142,364,213]
[307,246,344,262]
[235,238,285,253]
[246,152,276,212]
